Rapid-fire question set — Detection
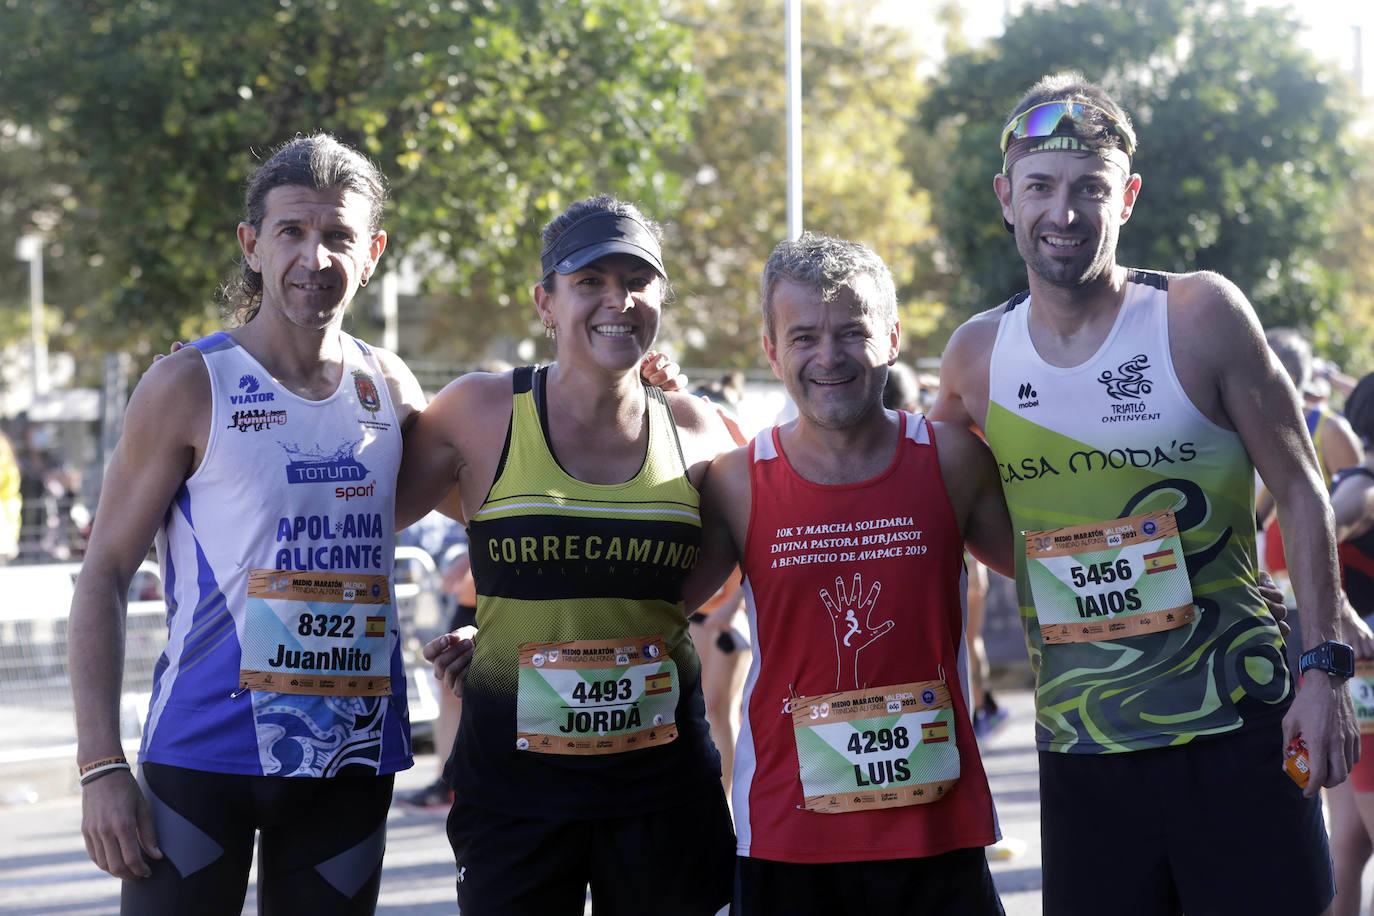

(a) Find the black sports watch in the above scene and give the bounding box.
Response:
[1299,640,1355,678]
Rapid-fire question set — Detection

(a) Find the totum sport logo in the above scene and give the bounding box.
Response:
[1017,382,1039,409]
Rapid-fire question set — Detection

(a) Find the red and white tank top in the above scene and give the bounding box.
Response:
[735,412,998,863]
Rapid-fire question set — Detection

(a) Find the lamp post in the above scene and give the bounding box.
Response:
[784,0,802,241]
[13,234,49,400]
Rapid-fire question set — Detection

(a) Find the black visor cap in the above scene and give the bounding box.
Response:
[539,211,665,281]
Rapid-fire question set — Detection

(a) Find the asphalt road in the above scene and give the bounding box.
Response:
[0,687,1046,915]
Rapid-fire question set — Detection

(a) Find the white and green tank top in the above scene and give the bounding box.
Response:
[984,270,1290,754]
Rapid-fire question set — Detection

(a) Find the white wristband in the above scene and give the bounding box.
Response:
[78,761,132,786]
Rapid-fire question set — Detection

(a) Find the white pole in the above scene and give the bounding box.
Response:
[785,0,802,240]
[14,235,48,398]
[1354,24,1364,95]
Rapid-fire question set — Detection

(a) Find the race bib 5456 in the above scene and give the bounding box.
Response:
[1025,509,1195,645]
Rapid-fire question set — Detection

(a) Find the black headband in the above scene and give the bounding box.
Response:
[539,211,665,281]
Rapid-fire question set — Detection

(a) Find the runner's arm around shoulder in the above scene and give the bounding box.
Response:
[70,348,208,879]
[929,310,1000,433]
[931,421,1014,579]
[397,371,511,530]
[372,346,465,527]
[1176,272,1355,792]
[685,445,750,613]
[373,345,427,437]
[666,389,742,488]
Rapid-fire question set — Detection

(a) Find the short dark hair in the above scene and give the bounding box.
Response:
[1345,372,1374,446]
[227,133,388,324]
[1266,327,1314,391]
[882,362,922,412]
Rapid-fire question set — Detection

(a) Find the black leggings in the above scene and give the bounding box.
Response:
[121,762,394,916]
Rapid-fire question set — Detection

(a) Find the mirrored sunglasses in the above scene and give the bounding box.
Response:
[999,100,1137,157]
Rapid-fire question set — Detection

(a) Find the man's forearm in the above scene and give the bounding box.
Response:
[1278,492,1344,648]
[69,579,132,762]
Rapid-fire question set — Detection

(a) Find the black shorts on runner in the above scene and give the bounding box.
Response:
[1039,722,1333,916]
[447,778,734,915]
[733,846,1004,915]
[122,761,395,916]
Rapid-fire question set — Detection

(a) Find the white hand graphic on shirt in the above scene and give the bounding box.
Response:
[819,573,894,690]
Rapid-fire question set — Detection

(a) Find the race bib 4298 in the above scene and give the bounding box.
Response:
[791,680,960,813]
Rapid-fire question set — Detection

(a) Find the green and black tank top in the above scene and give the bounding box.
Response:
[984,272,1291,755]
[448,365,719,817]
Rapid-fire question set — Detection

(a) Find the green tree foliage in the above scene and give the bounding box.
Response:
[919,0,1358,337]
[0,125,98,377]
[1319,127,1374,379]
[0,0,697,364]
[660,0,948,368]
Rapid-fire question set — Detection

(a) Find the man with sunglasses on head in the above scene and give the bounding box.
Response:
[932,71,1356,915]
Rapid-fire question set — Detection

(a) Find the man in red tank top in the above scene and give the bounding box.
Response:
[692,232,1016,915]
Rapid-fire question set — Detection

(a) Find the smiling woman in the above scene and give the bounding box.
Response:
[533,201,668,377]
[394,194,739,916]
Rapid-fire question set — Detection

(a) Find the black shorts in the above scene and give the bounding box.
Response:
[1039,722,1333,915]
[447,778,734,916]
[122,762,395,916]
[734,847,1003,915]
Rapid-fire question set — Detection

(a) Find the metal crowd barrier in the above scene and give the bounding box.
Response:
[0,547,450,765]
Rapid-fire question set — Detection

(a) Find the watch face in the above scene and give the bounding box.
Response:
[1331,642,1356,677]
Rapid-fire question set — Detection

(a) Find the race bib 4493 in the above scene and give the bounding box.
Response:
[516,636,679,755]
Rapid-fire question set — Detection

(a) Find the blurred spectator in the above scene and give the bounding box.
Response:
[882,361,938,415]
[883,363,1004,737]
[0,420,21,564]
[397,506,468,563]
[1258,329,1363,596]
[16,416,83,561]
[882,362,923,417]
[1319,372,1374,916]
[688,371,752,804]
[694,372,747,448]
[396,360,510,810]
